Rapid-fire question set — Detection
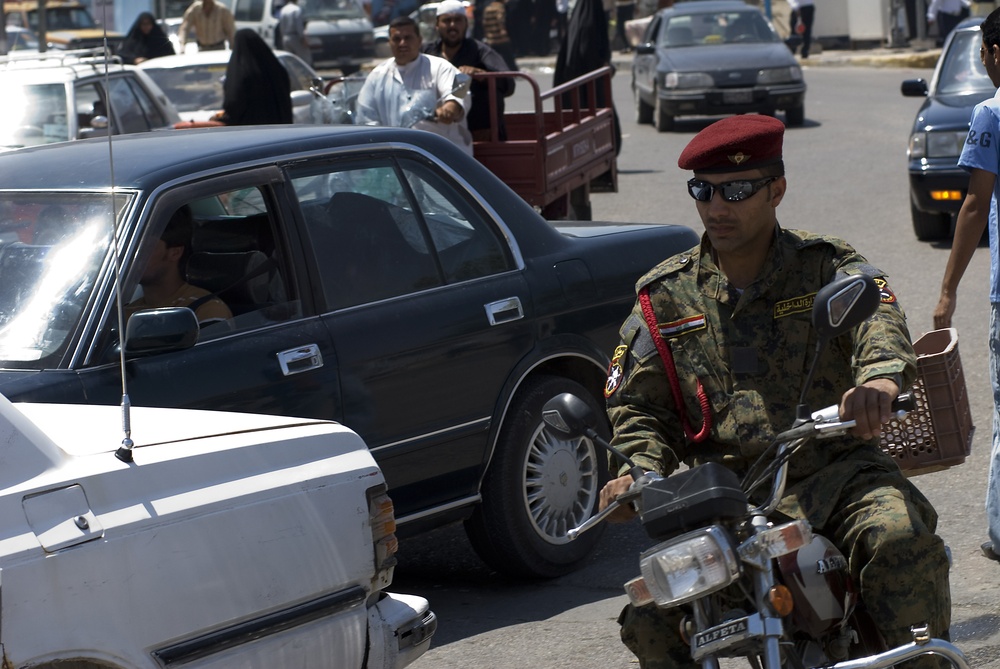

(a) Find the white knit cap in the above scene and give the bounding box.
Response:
[436,0,466,17]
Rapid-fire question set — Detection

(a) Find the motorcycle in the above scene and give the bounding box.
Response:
[541,272,971,669]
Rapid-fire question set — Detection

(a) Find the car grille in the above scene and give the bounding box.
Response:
[313,32,374,63]
[712,69,756,87]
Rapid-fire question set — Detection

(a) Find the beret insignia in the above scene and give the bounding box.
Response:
[729,151,751,165]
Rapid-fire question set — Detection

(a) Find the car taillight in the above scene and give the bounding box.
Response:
[368,484,399,589]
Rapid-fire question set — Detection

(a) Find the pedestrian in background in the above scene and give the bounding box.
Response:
[214,29,293,125]
[934,6,1000,565]
[612,0,635,52]
[178,0,236,51]
[482,0,518,70]
[119,12,175,64]
[424,0,515,141]
[927,0,971,46]
[788,0,815,58]
[279,0,312,64]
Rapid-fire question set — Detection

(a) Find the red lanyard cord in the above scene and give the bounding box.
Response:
[637,286,712,443]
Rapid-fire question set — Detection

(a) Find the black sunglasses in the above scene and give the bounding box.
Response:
[687,176,777,203]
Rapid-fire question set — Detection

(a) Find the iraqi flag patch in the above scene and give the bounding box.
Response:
[658,315,707,338]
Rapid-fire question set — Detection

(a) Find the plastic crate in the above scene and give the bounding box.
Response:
[880,328,975,476]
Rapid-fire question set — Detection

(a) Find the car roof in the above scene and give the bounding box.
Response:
[0,125,466,190]
[658,0,755,15]
[0,52,131,82]
[137,49,301,69]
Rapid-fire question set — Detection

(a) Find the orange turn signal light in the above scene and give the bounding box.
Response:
[768,585,794,617]
[929,190,963,201]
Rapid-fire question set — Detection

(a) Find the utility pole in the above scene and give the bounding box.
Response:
[38,0,48,52]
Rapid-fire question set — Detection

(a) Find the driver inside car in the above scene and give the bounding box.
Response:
[125,204,232,327]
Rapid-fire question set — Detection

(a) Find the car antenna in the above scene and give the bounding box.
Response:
[88,17,135,463]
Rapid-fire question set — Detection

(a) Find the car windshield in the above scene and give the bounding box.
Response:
[300,0,366,21]
[659,10,777,47]
[0,82,72,149]
[0,192,129,368]
[9,30,40,50]
[935,29,994,96]
[27,7,97,30]
[142,63,227,112]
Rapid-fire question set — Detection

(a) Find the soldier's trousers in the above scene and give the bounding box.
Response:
[619,466,952,669]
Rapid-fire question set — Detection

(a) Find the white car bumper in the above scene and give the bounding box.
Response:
[367,592,437,669]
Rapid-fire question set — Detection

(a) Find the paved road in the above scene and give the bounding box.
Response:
[395,62,999,668]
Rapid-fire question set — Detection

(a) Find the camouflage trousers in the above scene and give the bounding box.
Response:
[619,466,952,669]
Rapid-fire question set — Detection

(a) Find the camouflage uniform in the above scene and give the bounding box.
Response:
[606,227,951,669]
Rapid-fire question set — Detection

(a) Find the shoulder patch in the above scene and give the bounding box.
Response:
[873,277,897,304]
[621,313,657,362]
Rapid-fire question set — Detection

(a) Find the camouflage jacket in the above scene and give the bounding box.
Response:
[605,227,916,523]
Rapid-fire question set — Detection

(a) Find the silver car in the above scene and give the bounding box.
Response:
[631,0,806,131]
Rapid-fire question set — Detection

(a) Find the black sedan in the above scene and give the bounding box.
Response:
[0,125,698,578]
[631,0,806,131]
[902,17,993,240]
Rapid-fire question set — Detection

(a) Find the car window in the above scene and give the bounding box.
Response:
[301,0,366,21]
[281,57,315,92]
[142,64,227,113]
[936,29,994,96]
[122,76,169,128]
[0,82,71,148]
[74,82,112,134]
[125,185,301,341]
[662,11,775,47]
[0,192,128,368]
[106,77,155,133]
[233,0,267,22]
[289,155,512,310]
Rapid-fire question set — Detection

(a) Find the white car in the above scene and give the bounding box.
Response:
[138,49,324,124]
[0,393,435,667]
[0,48,181,150]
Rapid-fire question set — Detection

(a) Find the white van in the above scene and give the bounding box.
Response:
[228,0,375,73]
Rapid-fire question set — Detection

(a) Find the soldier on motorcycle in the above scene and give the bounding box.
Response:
[601,114,952,668]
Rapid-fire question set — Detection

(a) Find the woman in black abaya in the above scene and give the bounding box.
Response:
[552,0,621,153]
[216,29,293,125]
[118,12,175,65]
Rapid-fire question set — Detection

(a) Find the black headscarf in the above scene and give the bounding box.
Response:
[220,29,293,125]
[118,12,175,65]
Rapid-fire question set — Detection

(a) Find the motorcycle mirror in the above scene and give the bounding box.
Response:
[541,393,595,439]
[451,72,472,99]
[811,272,880,342]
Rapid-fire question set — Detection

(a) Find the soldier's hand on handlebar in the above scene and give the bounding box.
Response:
[599,474,639,523]
[839,377,900,440]
[435,100,464,124]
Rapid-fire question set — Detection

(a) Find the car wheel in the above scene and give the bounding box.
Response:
[465,375,609,578]
[654,91,674,132]
[910,201,951,241]
[635,85,653,124]
[785,103,805,126]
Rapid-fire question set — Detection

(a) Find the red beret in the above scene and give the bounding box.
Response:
[678,115,784,173]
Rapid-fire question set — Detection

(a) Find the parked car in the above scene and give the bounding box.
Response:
[901,16,990,240]
[3,26,40,51]
[138,49,324,123]
[0,49,181,150]
[0,125,698,578]
[3,0,124,51]
[631,0,805,131]
[0,393,435,667]
[228,0,375,74]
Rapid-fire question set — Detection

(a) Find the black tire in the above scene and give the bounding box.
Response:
[465,376,610,578]
[654,90,675,132]
[910,202,951,241]
[635,86,653,124]
[785,103,805,126]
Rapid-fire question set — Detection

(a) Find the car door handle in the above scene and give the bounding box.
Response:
[485,297,524,326]
[277,344,324,376]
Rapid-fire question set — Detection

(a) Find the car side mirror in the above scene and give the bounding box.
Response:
[636,42,655,55]
[124,307,199,355]
[901,78,928,97]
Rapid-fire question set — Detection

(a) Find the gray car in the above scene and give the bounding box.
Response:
[631,0,806,131]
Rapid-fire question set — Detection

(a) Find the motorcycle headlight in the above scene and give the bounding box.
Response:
[908,130,968,159]
[664,71,714,89]
[756,66,803,84]
[636,526,740,608]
